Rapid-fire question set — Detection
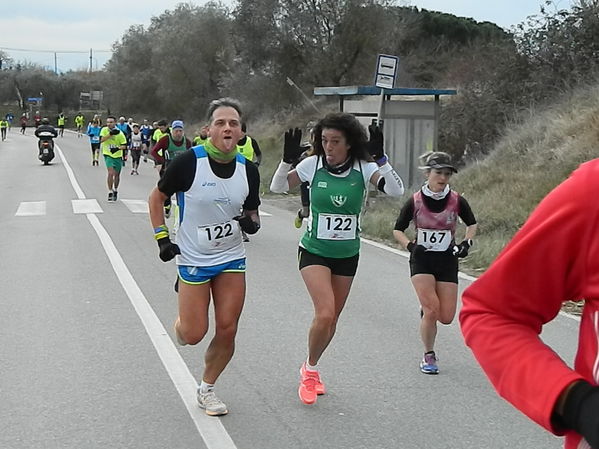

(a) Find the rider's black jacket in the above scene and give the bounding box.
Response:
[35,125,58,140]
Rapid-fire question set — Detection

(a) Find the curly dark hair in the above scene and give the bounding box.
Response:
[312,112,371,161]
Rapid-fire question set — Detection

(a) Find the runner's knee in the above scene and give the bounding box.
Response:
[214,321,239,343]
[180,326,208,345]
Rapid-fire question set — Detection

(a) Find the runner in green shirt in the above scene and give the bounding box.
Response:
[74,113,85,138]
[100,115,127,202]
[0,119,8,141]
[270,113,405,405]
[57,113,66,137]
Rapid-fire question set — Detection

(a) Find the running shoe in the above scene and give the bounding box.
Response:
[420,351,439,374]
[113,191,118,201]
[197,390,228,416]
[298,362,320,404]
[300,362,326,395]
[130,169,135,175]
[294,210,304,229]
[108,192,114,202]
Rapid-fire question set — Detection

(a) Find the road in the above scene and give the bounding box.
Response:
[0,129,577,448]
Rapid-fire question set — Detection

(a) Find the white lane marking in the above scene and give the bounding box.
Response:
[15,201,46,216]
[55,141,238,449]
[121,199,149,214]
[359,237,582,322]
[72,199,103,214]
[55,143,85,200]
[260,211,272,217]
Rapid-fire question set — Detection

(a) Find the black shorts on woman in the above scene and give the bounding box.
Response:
[298,246,359,276]
[409,248,458,283]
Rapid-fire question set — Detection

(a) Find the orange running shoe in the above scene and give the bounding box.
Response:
[299,363,326,404]
[300,362,326,395]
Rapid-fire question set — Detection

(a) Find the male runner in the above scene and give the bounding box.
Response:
[100,116,127,201]
[148,98,260,416]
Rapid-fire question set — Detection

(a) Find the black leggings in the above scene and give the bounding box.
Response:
[130,149,141,165]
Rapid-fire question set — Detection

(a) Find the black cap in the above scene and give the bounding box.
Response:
[419,151,457,173]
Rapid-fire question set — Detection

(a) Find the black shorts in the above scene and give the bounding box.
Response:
[409,250,459,284]
[298,247,359,277]
[91,143,100,151]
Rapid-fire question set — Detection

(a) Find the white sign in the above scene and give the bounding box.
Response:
[374,54,399,89]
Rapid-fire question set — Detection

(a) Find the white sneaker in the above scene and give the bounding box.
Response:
[197,390,228,416]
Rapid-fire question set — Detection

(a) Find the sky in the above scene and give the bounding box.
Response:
[0,0,576,73]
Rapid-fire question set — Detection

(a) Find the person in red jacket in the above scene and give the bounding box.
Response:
[460,159,599,449]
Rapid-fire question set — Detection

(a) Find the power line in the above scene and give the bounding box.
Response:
[0,46,111,54]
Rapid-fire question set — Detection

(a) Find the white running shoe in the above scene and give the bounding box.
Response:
[197,390,228,416]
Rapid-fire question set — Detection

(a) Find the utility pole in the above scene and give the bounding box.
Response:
[54,52,57,74]
[89,48,93,73]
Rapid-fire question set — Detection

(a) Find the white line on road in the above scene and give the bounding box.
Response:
[72,199,103,214]
[55,142,239,449]
[121,199,149,214]
[15,201,46,216]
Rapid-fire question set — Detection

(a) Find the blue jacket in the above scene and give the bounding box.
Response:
[87,124,101,143]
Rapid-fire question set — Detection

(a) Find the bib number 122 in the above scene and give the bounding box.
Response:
[324,216,352,231]
[204,223,233,241]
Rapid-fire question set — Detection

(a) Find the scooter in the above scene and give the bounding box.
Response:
[37,134,55,165]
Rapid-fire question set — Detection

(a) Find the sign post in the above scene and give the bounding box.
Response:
[373,54,399,126]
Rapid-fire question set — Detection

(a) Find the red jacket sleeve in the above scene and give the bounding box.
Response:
[460,160,599,434]
[150,136,169,165]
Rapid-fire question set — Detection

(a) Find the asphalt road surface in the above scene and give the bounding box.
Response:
[0,129,579,448]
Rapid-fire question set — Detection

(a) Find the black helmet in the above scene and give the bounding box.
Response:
[41,118,50,125]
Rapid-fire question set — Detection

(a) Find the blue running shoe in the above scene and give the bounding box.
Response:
[420,351,439,374]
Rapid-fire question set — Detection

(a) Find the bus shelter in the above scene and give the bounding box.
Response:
[313,86,457,187]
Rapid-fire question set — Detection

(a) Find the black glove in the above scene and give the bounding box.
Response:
[110,128,120,135]
[453,240,472,258]
[407,242,426,257]
[234,215,260,234]
[367,124,385,161]
[157,236,181,262]
[561,381,599,448]
[283,128,303,164]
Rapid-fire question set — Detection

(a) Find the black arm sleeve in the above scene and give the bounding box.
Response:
[157,150,196,196]
[243,161,261,210]
[394,197,415,231]
[251,138,262,157]
[458,196,477,226]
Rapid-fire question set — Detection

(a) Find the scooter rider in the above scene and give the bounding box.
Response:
[34,118,58,158]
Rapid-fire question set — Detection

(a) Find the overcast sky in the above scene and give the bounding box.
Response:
[0,0,575,72]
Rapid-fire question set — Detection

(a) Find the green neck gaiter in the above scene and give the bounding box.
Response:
[204,139,238,162]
